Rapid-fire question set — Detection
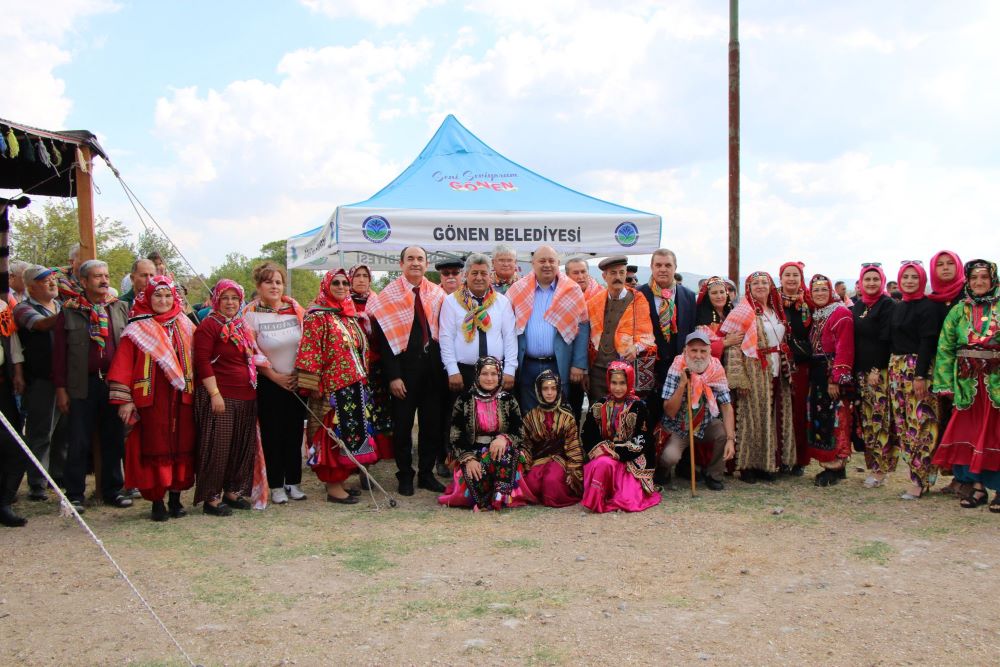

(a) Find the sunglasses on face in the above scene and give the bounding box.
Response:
[440,270,461,277]
[330,280,350,287]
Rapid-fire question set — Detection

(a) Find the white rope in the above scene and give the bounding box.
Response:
[0,409,199,667]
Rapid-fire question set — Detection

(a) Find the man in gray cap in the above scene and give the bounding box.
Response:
[586,255,654,402]
[659,330,735,490]
[13,265,68,501]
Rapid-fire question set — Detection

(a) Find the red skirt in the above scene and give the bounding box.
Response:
[124,402,195,501]
[932,376,1000,474]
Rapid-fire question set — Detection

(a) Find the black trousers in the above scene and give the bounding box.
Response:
[392,357,442,479]
[0,379,25,506]
[645,370,667,466]
[65,375,124,503]
[257,375,306,488]
[568,381,585,424]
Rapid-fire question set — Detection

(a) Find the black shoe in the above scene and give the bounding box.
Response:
[225,495,252,510]
[326,493,359,505]
[790,465,805,477]
[397,475,415,497]
[346,487,362,497]
[827,467,845,486]
[814,469,832,487]
[705,477,724,491]
[0,505,27,527]
[167,492,186,518]
[435,462,451,479]
[68,498,86,514]
[28,488,47,501]
[652,469,670,486]
[203,502,233,516]
[417,473,445,493]
[106,494,134,508]
[757,470,777,482]
[740,469,757,484]
[150,501,169,522]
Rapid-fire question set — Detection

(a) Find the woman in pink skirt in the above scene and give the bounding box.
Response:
[581,361,661,513]
[521,370,583,507]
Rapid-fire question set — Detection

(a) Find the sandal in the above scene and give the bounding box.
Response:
[990,493,1000,514]
[960,488,988,509]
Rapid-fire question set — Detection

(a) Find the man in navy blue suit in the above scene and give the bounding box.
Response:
[637,249,696,483]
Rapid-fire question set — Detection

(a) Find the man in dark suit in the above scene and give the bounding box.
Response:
[637,249,696,483]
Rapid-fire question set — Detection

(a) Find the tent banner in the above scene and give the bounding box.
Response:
[336,208,659,255]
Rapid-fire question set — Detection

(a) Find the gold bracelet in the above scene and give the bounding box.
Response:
[209,389,221,397]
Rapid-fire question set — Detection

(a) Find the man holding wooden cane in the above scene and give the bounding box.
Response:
[660,331,735,491]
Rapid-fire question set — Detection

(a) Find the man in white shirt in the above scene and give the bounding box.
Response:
[439,253,518,392]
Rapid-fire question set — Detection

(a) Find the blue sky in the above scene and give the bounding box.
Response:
[4,0,999,282]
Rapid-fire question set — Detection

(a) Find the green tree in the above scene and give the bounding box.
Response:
[11,200,135,287]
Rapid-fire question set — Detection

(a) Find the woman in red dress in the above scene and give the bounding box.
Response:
[296,268,377,505]
[108,276,195,522]
[349,263,394,464]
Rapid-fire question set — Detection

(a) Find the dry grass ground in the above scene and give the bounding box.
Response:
[2,462,999,666]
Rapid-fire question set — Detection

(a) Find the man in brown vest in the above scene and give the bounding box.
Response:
[53,259,131,513]
[586,256,655,402]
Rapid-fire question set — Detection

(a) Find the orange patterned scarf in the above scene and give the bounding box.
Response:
[367,276,445,356]
[507,273,587,343]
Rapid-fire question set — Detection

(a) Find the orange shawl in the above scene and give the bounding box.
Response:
[367,276,445,356]
[507,272,587,344]
[586,287,655,356]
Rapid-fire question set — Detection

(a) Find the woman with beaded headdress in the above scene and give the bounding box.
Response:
[932,259,1000,512]
[521,370,583,507]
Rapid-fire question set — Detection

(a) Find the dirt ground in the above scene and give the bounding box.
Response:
[2,461,999,666]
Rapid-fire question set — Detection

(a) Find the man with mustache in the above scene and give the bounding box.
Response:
[585,255,655,403]
[52,259,132,512]
[660,331,735,490]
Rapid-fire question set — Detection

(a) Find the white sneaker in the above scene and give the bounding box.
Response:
[270,487,288,504]
[862,475,884,488]
[285,484,307,501]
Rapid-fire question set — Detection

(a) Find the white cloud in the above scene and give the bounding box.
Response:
[148,39,431,267]
[0,0,119,129]
[300,0,443,26]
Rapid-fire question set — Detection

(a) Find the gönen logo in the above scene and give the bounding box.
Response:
[614,221,639,248]
[361,215,391,244]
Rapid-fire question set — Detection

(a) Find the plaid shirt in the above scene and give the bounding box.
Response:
[660,369,731,439]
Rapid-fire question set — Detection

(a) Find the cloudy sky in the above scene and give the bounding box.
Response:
[3,0,998,282]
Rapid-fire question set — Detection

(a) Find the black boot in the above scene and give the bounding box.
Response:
[814,469,832,487]
[0,505,27,527]
[417,472,445,493]
[740,469,757,484]
[397,472,415,496]
[150,500,169,522]
[167,492,186,518]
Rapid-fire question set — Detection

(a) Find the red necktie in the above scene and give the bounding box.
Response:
[413,287,430,348]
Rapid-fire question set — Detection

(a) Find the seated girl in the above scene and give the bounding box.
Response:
[438,356,532,510]
[521,370,583,507]
[581,361,661,513]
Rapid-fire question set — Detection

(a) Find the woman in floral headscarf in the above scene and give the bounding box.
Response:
[851,263,896,489]
[932,259,1000,513]
[694,276,733,360]
[438,356,529,510]
[295,268,377,505]
[719,271,796,483]
[193,279,269,516]
[347,263,394,465]
[580,361,661,512]
[521,370,583,507]
[805,274,854,487]
[109,276,195,521]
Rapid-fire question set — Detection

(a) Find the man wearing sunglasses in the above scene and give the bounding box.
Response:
[435,258,463,295]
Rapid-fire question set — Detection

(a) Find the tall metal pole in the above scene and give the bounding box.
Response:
[728,0,740,285]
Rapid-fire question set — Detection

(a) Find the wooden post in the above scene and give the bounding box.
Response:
[76,145,97,261]
[728,0,740,285]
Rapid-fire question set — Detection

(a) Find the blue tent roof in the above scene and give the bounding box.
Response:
[344,114,655,215]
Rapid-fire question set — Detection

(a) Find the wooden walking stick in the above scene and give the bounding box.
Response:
[685,368,697,497]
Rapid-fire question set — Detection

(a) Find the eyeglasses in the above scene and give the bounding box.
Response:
[439,270,461,277]
[899,260,923,265]
[330,280,350,287]
[861,262,882,268]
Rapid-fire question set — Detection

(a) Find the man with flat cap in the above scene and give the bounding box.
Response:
[435,257,463,296]
[626,264,639,287]
[660,330,736,490]
[586,255,655,403]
